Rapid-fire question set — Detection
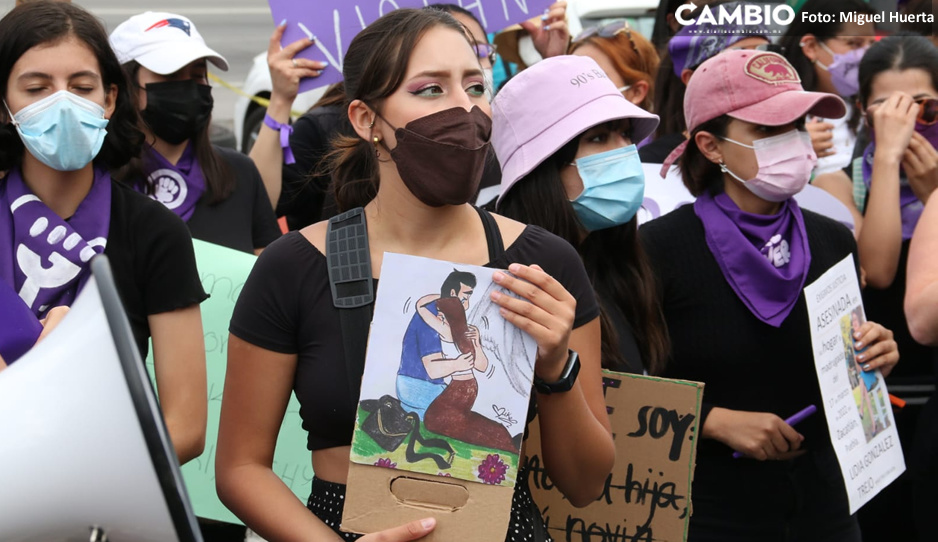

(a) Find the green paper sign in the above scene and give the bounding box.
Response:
[146,240,311,524]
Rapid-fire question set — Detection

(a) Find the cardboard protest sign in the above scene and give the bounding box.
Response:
[267,0,555,92]
[527,371,703,542]
[146,240,310,523]
[803,254,904,513]
[343,252,537,539]
[638,164,854,232]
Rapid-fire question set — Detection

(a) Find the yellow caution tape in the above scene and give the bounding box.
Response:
[208,73,306,117]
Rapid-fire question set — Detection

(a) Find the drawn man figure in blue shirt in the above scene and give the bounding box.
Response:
[396,269,476,419]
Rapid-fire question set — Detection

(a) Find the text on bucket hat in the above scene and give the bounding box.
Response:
[660,50,845,174]
[108,11,228,74]
[492,55,659,205]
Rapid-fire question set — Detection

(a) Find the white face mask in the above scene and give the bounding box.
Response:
[719,130,817,202]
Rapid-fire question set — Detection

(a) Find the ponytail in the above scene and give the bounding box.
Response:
[327,133,379,212]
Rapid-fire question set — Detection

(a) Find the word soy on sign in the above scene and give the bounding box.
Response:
[526,371,704,542]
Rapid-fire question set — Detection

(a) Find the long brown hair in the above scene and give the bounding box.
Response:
[569,31,660,112]
[114,60,233,205]
[325,8,472,212]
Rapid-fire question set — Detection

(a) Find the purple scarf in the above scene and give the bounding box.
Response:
[694,192,812,327]
[139,143,205,222]
[861,122,937,240]
[0,167,111,323]
[0,278,42,364]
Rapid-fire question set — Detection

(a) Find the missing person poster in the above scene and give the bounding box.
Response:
[803,254,904,514]
[527,371,704,542]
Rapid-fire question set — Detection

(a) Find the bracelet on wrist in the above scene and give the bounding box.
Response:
[263,113,296,164]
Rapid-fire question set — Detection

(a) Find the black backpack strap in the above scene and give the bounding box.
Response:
[404,413,455,470]
[326,208,375,407]
[474,206,504,262]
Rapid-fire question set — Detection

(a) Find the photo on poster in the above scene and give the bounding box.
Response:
[839,306,891,443]
[350,253,537,487]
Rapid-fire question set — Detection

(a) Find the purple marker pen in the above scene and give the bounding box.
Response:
[732,405,818,459]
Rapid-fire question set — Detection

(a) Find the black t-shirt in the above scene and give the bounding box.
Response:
[105,181,208,357]
[230,223,600,451]
[641,205,857,458]
[186,145,281,253]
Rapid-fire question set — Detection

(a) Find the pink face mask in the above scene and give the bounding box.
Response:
[719,130,817,202]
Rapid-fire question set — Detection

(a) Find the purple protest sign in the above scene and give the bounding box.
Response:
[268,0,553,92]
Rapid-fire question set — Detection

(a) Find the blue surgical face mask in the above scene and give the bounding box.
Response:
[4,90,108,171]
[569,144,645,232]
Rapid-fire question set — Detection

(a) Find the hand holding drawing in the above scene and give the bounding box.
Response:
[491,263,575,382]
[852,320,899,377]
[704,407,805,461]
[358,517,436,542]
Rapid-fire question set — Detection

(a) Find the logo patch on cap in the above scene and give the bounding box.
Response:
[744,53,800,85]
[145,18,191,36]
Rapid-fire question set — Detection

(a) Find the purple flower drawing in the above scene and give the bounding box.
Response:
[374,457,397,469]
[478,454,508,485]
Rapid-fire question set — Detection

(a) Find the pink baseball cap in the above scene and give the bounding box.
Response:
[492,55,659,205]
[662,50,845,173]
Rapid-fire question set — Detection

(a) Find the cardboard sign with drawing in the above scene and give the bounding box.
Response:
[344,252,537,538]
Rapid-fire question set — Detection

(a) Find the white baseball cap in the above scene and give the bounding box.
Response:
[109,12,228,74]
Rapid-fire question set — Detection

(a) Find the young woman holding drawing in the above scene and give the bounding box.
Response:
[0,2,207,464]
[640,50,899,541]
[216,8,612,542]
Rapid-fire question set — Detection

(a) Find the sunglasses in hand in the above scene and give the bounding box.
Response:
[867,97,938,128]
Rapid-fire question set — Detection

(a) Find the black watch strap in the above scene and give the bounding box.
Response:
[533,350,580,394]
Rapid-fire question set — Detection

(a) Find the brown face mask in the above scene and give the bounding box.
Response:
[378,106,492,207]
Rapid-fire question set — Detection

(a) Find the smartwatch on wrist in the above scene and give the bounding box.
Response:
[533,349,580,394]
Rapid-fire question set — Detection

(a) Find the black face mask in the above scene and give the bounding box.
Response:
[141,80,213,145]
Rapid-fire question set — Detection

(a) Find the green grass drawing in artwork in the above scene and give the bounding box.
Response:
[351,406,519,486]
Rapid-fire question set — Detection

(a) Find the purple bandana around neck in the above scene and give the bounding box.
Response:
[140,143,205,222]
[0,166,111,325]
[0,277,43,364]
[862,122,936,240]
[694,191,812,327]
